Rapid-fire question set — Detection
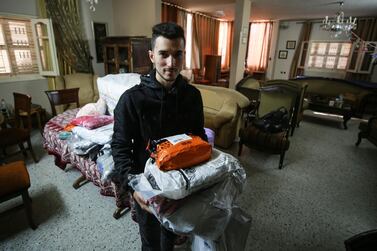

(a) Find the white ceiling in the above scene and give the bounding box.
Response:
[166,0,377,21]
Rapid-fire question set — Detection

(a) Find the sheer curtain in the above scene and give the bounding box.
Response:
[191,14,220,69]
[161,3,177,23]
[218,21,233,69]
[246,22,272,73]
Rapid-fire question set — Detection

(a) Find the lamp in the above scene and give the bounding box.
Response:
[321,1,357,38]
[86,0,98,12]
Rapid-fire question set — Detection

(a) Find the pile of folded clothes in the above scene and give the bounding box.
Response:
[128,133,251,251]
[65,115,114,156]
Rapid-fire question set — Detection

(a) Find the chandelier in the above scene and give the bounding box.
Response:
[321,1,357,38]
[86,0,98,12]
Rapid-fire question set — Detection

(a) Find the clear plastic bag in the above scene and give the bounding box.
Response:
[67,133,97,155]
[191,206,252,251]
[128,155,246,240]
[96,144,114,182]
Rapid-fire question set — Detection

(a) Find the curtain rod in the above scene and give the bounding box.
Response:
[162,1,228,21]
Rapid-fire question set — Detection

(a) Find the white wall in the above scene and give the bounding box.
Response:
[0,0,51,112]
[269,20,376,82]
[112,0,161,36]
[271,21,302,80]
[0,0,38,16]
[80,0,114,77]
[265,20,279,80]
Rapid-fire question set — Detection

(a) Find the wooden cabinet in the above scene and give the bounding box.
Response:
[103,36,152,75]
[204,55,221,83]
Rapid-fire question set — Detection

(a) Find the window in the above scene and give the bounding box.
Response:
[0,16,59,78]
[306,41,351,71]
[347,41,377,74]
[246,22,272,73]
[185,13,193,69]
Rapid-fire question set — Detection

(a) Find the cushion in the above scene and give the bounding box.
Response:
[76,98,107,118]
[70,115,113,129]
[199,89,224,111]
[97,73,141,115]
[0,161,30,197]
[64,73,94,106]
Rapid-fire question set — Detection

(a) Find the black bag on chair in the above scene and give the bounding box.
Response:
[253,106,289,133]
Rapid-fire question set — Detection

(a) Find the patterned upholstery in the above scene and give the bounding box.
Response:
[239,126,290,154]
[43,109,130,217]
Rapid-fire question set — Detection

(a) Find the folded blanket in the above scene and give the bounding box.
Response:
[71,123,113,145]
[70,115,113,129]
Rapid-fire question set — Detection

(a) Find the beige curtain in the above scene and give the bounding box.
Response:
[161,3,177,23]
[40,0,93,74]
[346,17,377,81]
[289,21,312,79]
[191,14,220,69]
[218,21,234,69]
[246,22,272,73]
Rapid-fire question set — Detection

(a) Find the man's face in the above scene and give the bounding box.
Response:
[149,36,184,88]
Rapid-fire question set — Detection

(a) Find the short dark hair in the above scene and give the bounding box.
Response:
[151,22,185,49]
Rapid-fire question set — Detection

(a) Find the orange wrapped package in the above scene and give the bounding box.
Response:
[151,134,212,171]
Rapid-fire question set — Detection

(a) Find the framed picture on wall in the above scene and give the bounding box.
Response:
[92,22,107,63]
[278,50,288,59]
[286,40,296,49]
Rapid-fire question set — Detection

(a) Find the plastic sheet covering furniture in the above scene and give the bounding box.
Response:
[43,108,130,219]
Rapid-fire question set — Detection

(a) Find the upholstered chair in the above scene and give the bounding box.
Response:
[0,160,37,229]
[355,116,377,147]
[263,80,308,136]
[238,84,299,169]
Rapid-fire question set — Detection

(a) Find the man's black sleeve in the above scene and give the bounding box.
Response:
[191,88,208,142]
[111,92,137,192]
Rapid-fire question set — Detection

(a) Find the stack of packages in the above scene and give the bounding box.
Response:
[128,134,252,251]
[66,115,114,157]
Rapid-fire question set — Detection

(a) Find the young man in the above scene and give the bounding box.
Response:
[111,22,207,251]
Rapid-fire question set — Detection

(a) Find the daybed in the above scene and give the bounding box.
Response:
[43,73,141,219]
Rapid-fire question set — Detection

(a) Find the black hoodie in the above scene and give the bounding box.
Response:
[111,69,207,192]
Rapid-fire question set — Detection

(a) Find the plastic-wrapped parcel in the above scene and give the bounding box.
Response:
[128,149,247,240]
[130,149,245,200]
[191,206,252,251]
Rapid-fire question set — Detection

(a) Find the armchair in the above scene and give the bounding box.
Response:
[194,84,250,148]
[263,80,308,135]
[355,116,377,147]
[238,84,299,169]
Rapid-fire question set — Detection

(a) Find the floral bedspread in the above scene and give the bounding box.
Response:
[43,109,129,209]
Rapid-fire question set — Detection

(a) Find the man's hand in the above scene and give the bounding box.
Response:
[133,191,153,214]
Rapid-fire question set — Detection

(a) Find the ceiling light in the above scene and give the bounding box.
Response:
[321,1,357,38]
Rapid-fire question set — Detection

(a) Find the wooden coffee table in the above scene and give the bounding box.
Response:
[307,100,353,129]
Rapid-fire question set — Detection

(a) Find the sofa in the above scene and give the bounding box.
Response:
[55,73,99,108]
[193,84,250,148]
[292,77,377,117]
